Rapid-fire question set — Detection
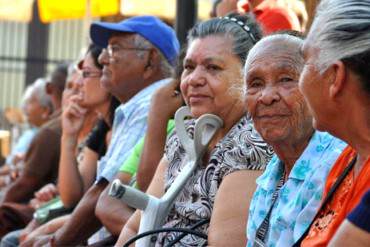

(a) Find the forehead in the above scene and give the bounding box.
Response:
[108,33,137,45]
[246,39,302,74]
[185,35,235,62]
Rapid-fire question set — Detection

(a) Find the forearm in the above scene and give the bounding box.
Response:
[136,114,169,191]
[53,181,107,246]
[115,210,141,247]
[2,176,38,203]
[58,135,84,207]
[96,185,134,236]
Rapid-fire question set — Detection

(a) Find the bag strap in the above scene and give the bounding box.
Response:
[293,155,357,247]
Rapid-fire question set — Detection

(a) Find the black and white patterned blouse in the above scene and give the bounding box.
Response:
[156,115,274,246]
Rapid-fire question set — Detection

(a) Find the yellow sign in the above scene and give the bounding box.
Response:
[121,0,211,20]
[38,0,119,23]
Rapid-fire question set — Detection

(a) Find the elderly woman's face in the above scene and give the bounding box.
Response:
[181,35,244,118]
[245,40,312,144]
[299,40,332,131]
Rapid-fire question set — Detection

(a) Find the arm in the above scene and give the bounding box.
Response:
[52,180,108,246]
[58,96,88,207]
[208,170,262,246]
[328,219,370,247]
[115,157,168,246]
[136,80,183,191]
[1,126,61,203]
[95,172,134,236]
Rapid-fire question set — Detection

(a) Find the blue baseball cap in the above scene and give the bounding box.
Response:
[90,15,180,66]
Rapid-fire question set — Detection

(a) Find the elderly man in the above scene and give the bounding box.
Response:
[28,16,179,246]
[0,64,67,238]
[244,33,346,246]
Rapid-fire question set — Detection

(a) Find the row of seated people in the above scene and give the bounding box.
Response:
[0,0,369,246]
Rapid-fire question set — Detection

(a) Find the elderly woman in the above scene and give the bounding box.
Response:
[116,14,273,246]
[297,0,370,246]
[244,33,346,246]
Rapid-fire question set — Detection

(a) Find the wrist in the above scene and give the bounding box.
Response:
[61,135,78,146]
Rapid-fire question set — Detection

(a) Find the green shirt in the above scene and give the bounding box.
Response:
[119,120,175,175]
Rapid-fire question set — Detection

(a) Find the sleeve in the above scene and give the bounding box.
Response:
[23,126,61,181]
[86,120,109,157]
[119,138,145,175]
[120,120,176,176]
[347,190,370,232]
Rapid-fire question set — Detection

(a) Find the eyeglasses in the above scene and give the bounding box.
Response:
[105,44,150,59]
[81,70,102,79]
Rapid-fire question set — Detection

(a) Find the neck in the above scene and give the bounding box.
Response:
[333,105,370,160]
[96,100,112,127]
[77,112,97,142]
[209,101,245,148]
[271,130,314,175]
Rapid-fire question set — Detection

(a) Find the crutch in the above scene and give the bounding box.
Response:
[108,106,223,247]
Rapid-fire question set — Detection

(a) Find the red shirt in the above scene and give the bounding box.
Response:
[241,0,301,34]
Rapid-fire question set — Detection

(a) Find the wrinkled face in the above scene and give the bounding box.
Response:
[80,52,110,108]
[24,93,49,127]
[98,33,147,102]
[299,39,332,131]
[181,35,244,118]
[245,40,312,144]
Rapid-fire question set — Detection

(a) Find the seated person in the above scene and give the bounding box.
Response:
[22,15,180,247]
[8,44,120,247]
[95,60,184,238]
[116,14,273,247]
[0,78,52,187]
[0,64,67,238]
[298,0,370,245]
[245,33,346,246]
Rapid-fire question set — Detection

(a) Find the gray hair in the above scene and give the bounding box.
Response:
[187,13,262,65]
[22,78,53,111]
[133,34,173,77]
[307,0,370,89]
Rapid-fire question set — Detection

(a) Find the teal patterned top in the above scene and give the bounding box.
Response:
[246,131,346,247]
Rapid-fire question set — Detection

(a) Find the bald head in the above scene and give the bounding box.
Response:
[245,34,304,76]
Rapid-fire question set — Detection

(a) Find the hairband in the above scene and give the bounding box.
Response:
[221,16,257,44]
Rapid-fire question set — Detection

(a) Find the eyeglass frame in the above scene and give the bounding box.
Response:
[104,44,151,60]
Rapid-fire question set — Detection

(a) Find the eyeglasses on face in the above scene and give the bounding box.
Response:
[81,70,102,79]
[105,44,150,59]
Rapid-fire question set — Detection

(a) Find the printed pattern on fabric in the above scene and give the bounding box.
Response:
[156,115,274,246]
[246,131,346,247]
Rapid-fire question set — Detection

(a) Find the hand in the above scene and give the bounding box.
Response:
[62,95,87,137]
[34,183,58,202]
[150,79,184,119]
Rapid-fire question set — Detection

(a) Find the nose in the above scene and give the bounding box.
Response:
[187,66,206,87]
[98,48,109,66]
[258,85,281,105]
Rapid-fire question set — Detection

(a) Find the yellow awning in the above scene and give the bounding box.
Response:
[0,0,34,22]
[38,0,120,23]
[121,0,211,20]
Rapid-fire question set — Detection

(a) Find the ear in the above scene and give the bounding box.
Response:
[328,61,346,99]
[143,49,158,80]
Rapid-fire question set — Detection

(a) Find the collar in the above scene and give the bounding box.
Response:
[115,78,170,119]
[257,131,336,190]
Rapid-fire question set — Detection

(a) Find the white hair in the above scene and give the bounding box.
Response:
[307,0,370,72]
[23,78,53,111]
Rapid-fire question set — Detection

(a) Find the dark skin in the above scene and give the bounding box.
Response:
[95,79,183,234]
[38,33,170,246]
